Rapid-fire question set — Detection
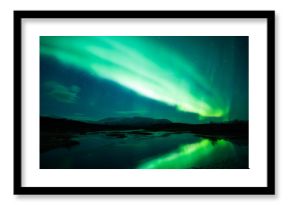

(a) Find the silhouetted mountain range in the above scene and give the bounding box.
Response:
[97,116,172,126]
[40,116,248,137]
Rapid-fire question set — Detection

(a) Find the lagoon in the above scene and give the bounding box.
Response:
[40,131,248,169]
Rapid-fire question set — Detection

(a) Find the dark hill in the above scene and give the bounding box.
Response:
[40,116,248,138]
[97,116,172,126]
[40,116,172,133]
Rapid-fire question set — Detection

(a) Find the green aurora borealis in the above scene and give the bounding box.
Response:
[40,36,248,123]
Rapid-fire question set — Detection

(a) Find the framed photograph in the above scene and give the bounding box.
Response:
[14,10,275,195]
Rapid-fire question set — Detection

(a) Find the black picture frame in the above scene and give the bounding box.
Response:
[14,10,275,195]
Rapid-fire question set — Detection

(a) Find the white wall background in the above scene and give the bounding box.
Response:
[0,0,287,204]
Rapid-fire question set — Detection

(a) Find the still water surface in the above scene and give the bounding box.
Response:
[40,131,248,169]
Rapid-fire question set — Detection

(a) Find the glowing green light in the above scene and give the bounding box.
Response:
[40,36,229,118]
[138,139,235,169]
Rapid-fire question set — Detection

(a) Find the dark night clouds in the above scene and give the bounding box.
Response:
[44,81,80,104]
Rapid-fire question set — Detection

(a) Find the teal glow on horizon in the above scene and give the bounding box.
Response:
[40,36,233,118]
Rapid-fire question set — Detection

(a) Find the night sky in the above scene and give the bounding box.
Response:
[40,36,248,124]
